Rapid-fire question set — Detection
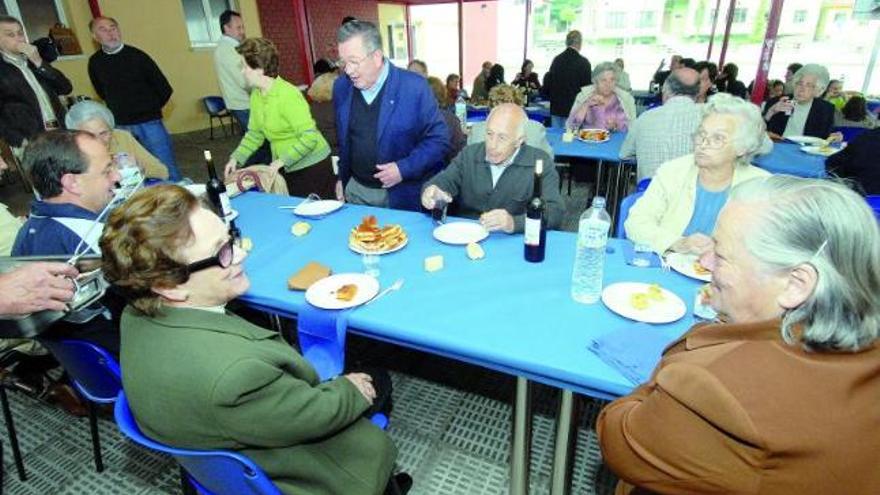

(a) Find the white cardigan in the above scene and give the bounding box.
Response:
[624,154,771,253]
[567,85,637,125]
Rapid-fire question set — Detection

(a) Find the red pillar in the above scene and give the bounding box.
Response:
[706,0,722,60]
[292,0,315,84]
[88,0,101,17]
[717,0,737,68]
[458,0,464,85]
[750,0,784,105]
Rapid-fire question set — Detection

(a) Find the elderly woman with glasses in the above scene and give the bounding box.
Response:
[600,176,880,494]
[566,61,636,132]
[764,64,839,140]
[224,38,336,199]
[64,100,169,180]
[101,185,400,495]
[625,94,771,255]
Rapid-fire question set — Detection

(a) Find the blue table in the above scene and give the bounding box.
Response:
[233,192,702,494]
[752,142,826,178]
[467,105,549,123]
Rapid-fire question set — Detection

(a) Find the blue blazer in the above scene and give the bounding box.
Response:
[334,63,450,211]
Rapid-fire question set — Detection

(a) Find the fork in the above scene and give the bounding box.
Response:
[656,250,671,272]
[365,278,404,306]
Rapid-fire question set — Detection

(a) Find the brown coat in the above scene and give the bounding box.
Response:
[597,319,880,495]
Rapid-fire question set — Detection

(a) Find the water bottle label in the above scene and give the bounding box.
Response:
[219,193,233,222]
[580,219,609,248]
[524,218,541,246]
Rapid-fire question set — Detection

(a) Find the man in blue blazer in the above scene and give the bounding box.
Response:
[333,20,449,211]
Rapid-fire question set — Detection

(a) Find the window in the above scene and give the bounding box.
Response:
[638,11,656,29]
[732,8,747,23]
[181,0,235,47]
[1,0,68,41]
[793,10,807,24]
[606,12,626,30]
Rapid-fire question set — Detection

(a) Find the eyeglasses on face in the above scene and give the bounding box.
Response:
[692,131,729,149]
[186,238,235,274]
[336,50,376,71]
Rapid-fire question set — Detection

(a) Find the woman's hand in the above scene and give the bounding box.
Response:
[670,234,715,256]
[587,94,605,107]
[335,180,345,202]
[768,97,793,118]
[268,159,285,174]
[223,158,239,180]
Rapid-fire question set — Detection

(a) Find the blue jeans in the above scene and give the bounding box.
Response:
[551,115,567,130]
[230,109,273,166]
[118,119,182,181]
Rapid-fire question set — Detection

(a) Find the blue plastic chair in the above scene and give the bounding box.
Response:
[834,126,868,143]
[616,190,645,239]
[114,391,283,495]
[202,96,235,139]
[867,195,880,221]
[297,307,389,429]
[38,339,121,472]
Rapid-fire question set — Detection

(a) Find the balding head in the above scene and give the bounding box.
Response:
[662,68,700,102]
[484,103,527,165]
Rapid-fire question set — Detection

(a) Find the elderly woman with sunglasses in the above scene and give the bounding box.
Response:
[599,176,880,494]
[100,185,399,495]
[625,94,771,255]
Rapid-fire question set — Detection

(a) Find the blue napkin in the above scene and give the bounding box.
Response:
[588,323,673,385]
[297,306,349,381]
[621,241,662,268]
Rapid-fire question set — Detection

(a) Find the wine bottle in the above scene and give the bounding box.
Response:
[524,159,547,262]
[204,150,233,225]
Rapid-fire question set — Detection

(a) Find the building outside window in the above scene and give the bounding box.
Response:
[181,0,236,47]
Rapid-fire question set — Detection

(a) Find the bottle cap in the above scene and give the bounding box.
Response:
[203,150,212,161]
[592,196,606,208]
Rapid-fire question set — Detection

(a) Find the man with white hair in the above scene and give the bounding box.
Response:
[620,67,702,180]
[763,63,837,139]
[599,175,880,494]
[421,103,564,233]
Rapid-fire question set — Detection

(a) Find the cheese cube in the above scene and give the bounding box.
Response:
[291,221,311,237]
[466,242,484,260]
[424,255,444,272]
[239,237,254,251]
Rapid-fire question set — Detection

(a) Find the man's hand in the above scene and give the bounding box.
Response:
[335,180,345,202]
[223,158,239,180]
[480,209,515,234]
[826,132,843,144]
[421,185,452,210]
[344,373,376,404]
[0,262,79,316]
[374,162,402,188]
[670,234,714,256]
[19,43,42,67]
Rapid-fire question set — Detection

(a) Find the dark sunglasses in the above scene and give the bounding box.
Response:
[186,238,235,274]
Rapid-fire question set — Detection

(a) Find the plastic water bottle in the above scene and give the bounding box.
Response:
[113,152,141,188]
[571,196,611,304]
[455,93,467,130]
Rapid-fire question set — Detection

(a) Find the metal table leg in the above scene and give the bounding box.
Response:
[510,377,532,495]
[550,390,576,495]
[594,160,605,206]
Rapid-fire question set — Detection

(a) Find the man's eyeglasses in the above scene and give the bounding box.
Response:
[186,238,235,274]
[336,50,376,71]
[692,131,728,149]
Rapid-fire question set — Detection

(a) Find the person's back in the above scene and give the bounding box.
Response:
[623,97,702,180]
[547,30,591,126]
[122,306,396,495]
[826,127,880,195]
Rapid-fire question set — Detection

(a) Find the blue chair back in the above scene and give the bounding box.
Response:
[41,340,121,403]
[114,391,283,495]
[834,126,868,143]
[297,307,348,381]
[866,195,880,220]
[616,190,645,239]
[203,96,227,116]
[636,177,652,192]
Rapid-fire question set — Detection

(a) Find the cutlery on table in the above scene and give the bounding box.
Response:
[365,278,404,306]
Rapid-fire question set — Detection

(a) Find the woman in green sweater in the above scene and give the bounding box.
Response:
[224,38,335,198]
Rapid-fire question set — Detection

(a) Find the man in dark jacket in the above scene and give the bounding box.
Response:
[0,16,71,151]
[545,30,591,129]
[333,20,448,211]
[87,16,181,181]
[826,127,880,196]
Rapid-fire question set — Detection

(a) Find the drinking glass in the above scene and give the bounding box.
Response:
[362,253,380,278]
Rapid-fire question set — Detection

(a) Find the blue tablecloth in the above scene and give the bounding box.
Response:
[752,142,826,178]
[546,128,627,162]
[867,99,880,117]
[234,193,701,399]
[467,105,549,123]
[547,128,825,178]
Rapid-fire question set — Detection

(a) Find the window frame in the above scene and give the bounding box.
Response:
[2,0,69,39]
[182,0,238,49]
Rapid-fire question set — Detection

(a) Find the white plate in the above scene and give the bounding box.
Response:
[184,184,207,196]
[693,284,718,320]
[349,236,409,255]
[601,282,687,324]
[665,253,712,282]
[305,273,379,310]
[433,222,489,245]
[294,199,344,217]
[800,145,839,157]
[786,135,824,146]
[576,128,611,143]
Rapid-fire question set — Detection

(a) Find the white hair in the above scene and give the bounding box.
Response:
[702,93,771,166]
[65,100,116,130]
[792,64,831,95]
[730,176,880,352]
[591,61,619,85]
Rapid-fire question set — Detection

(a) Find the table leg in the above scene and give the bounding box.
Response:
[550,390,576,495]
[608,162,626,229]
[510,377,532,495]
